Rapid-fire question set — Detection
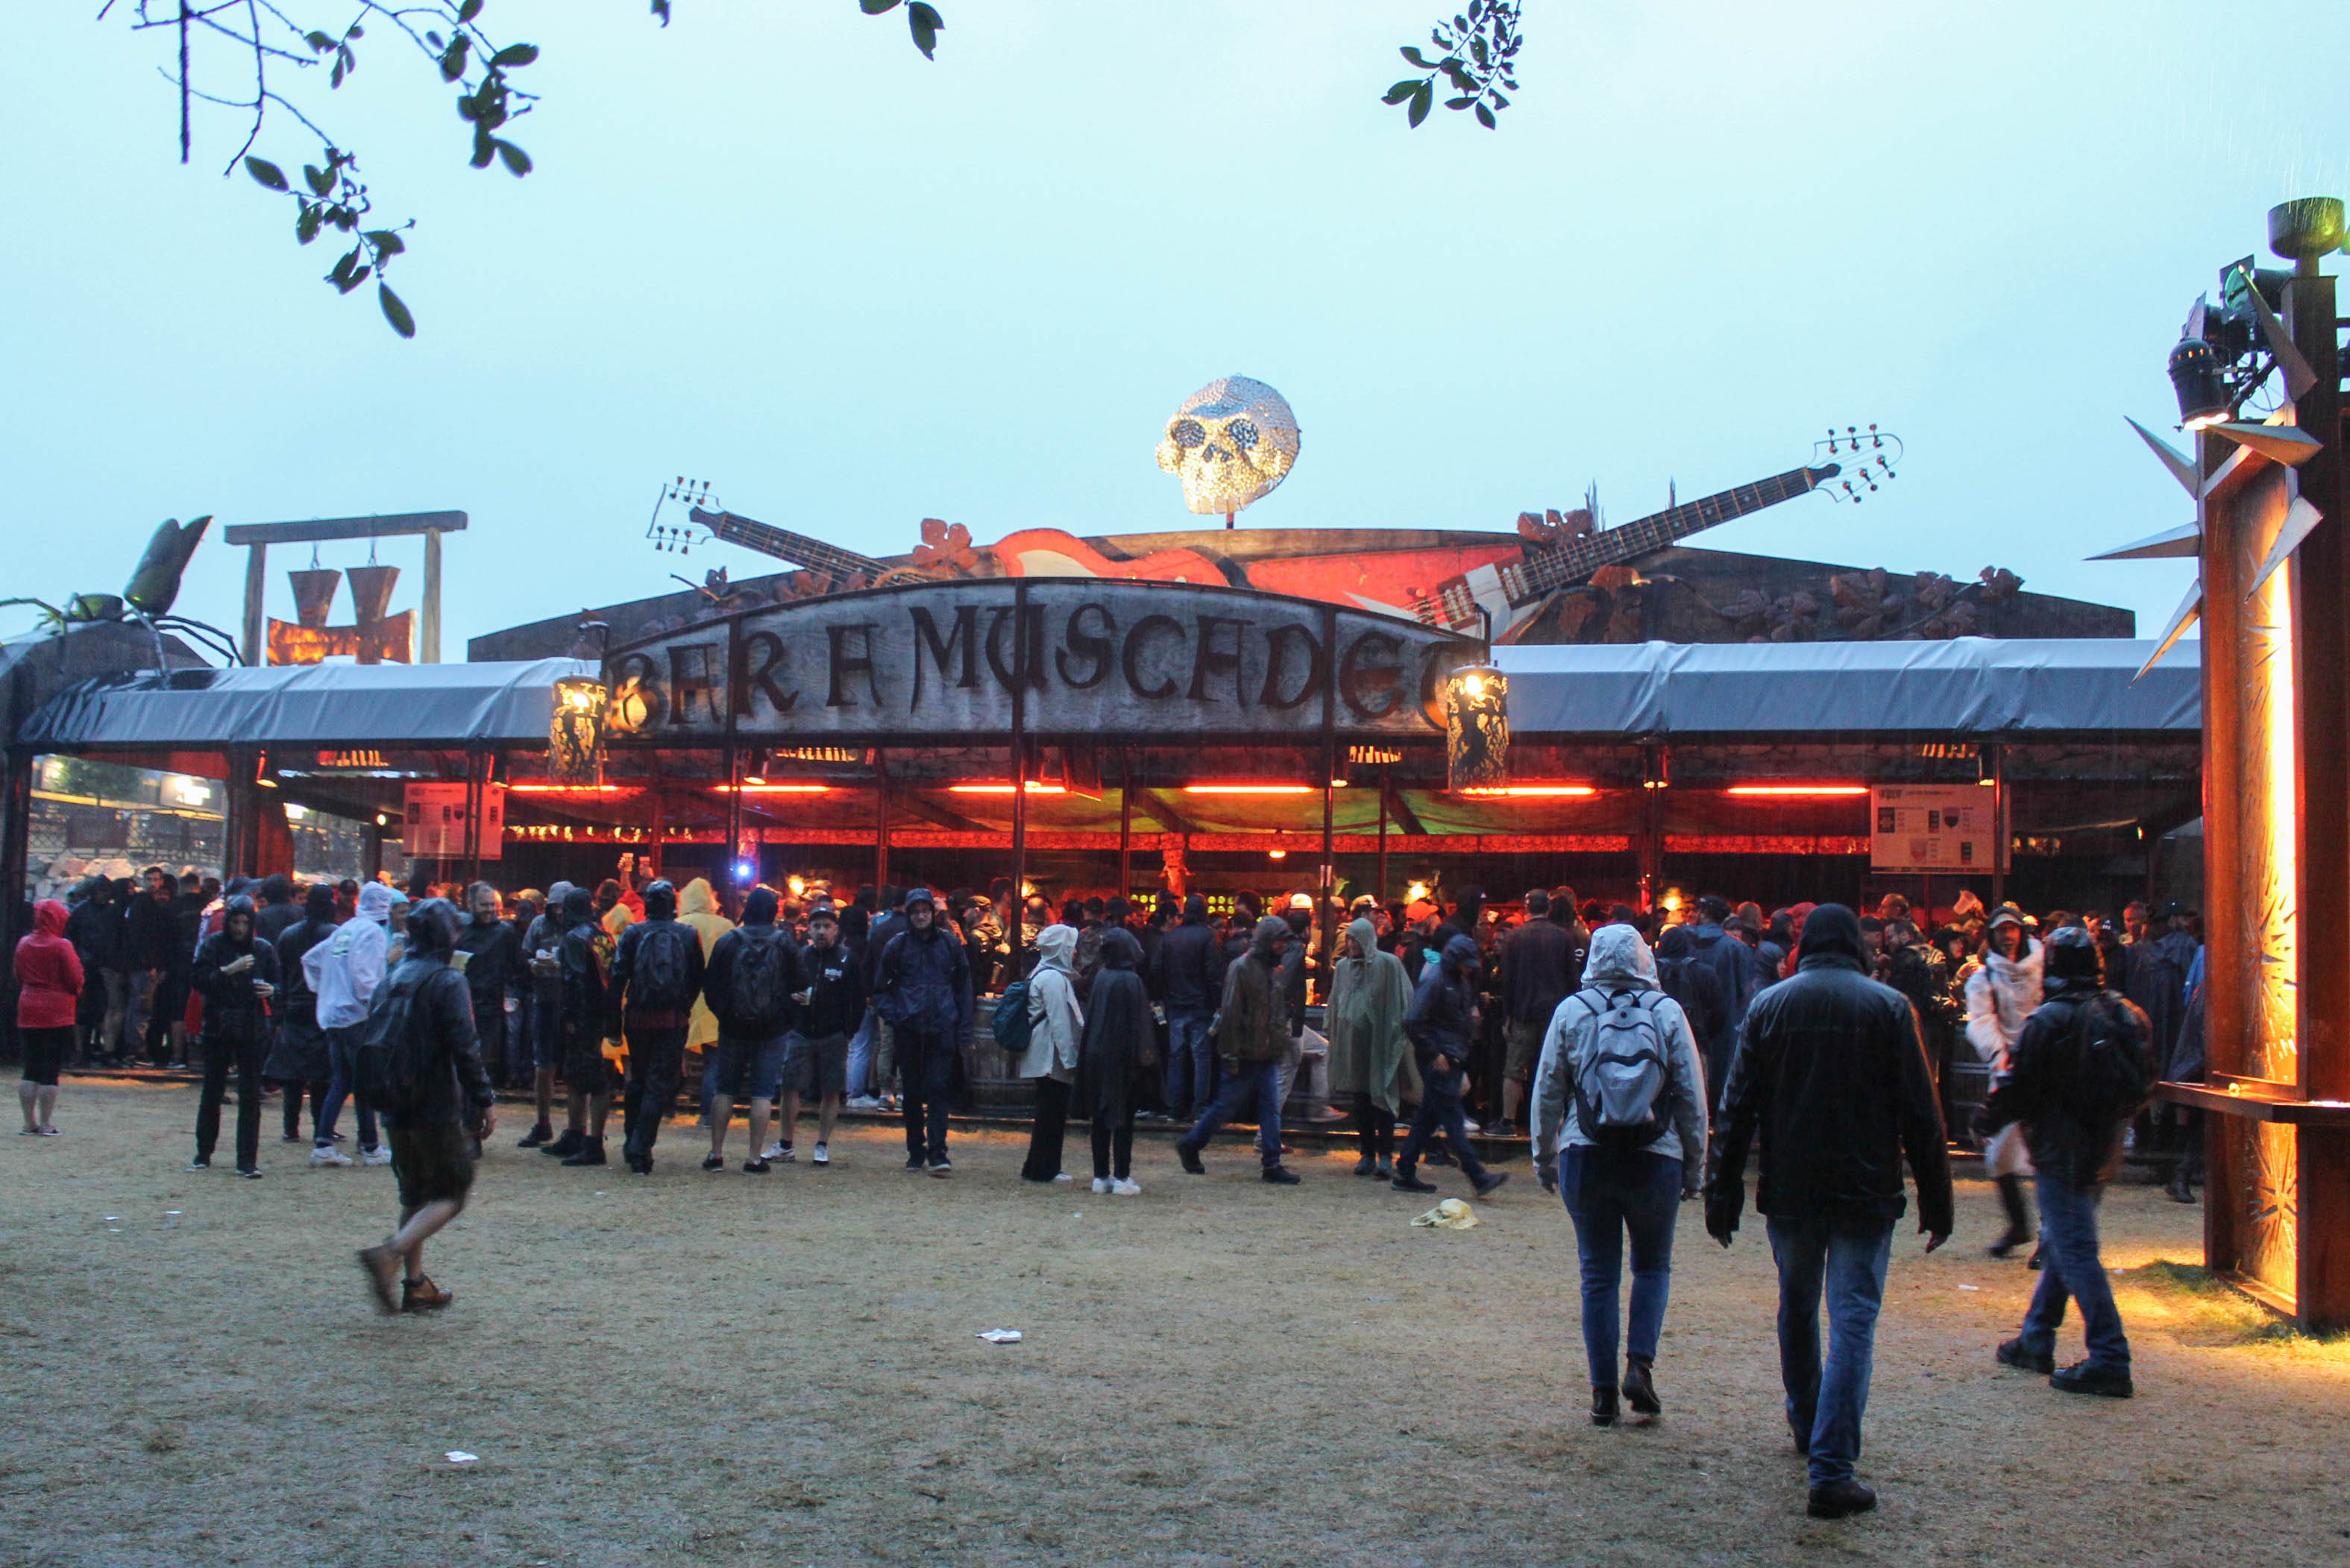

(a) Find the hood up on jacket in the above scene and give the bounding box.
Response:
[560,886,596,925]
[1795,904,1867,971]
[1441,931,1483,977]
[1100,926,1140,970]
[32,898,68,938]
[643,880,679,921]
[1248,915,1289,960]
[1586,921,1659,989]
[356,881,397,925]
[1345,915,1379,962]
[222,893,257,940]
[1037,923,1079,973]
[740,886,779,926]
[406,897,463,959]
[1656,924,1695,960]
[679,877,719,919]
[2040,925,2102,995]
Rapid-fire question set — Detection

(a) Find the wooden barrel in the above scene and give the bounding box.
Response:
[961,1009,1036,1113]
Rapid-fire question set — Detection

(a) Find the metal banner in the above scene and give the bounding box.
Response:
[1869,783,1997,873]
[402,781,506,860]
[600,579,1482,743]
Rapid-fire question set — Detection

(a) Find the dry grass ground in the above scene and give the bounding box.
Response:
[3,1077,2347,1567]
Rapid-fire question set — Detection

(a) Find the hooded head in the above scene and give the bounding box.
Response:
[679,877,717,918]
[355,881,397,926]
[259,873,293,906]
[1249,915,1289,960]
[1183,893,1208,925]
[406,897,463,959]
[222,892,257,942]
[1346,915,1377,961]
[33,898,68,938]
[641,880,677,921]
[2041,925,2102,993]
[1656,924,1696,960]
[1585,922,1659,989]
[905,887,939,931]
[544,881,576,911]
[1037,923,1079,973]
[303,884,338,923]
[1101,926,1141,971]
[741,885,779,926]
[1442,931,1483,977]
[1796,904,1867,970]
[561,886,596,925]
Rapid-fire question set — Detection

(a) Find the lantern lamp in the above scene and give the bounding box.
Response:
[549,675,609,787]
[1444,664,1509,791]
[2168,337,2231,431]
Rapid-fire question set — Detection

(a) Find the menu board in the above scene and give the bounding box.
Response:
[402,781,506,860]
[1870,784,1997,873]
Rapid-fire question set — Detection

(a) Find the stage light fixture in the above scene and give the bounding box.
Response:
[2168,337,2232,431]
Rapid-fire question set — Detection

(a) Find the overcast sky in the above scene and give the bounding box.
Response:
[7,1,2343,655]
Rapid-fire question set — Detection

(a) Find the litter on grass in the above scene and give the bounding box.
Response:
[1410,1199,1480,1230]
[976,1329,1023,1344]
[445,1451,479,1464]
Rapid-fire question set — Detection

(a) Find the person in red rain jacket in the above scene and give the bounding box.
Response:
[16,900,84,1135]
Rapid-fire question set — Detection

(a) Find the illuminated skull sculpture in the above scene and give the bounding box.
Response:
[1154,375,1301,516]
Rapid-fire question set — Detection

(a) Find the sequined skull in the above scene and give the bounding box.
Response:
[1154,375,1301,516]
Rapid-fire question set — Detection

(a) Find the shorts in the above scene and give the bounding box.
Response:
[1505,1018,1547,1083]
[782,1030,849,1098]
[531,998,563,1074]
[20,1027,70,1086]
[386,1121,478,1212]
[561,1021,617,1093]
[704,1032,787,1104]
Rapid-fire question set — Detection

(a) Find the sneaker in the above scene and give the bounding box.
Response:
[1806,1481,1877,1520]
[1260,1165,1301,1186]
[928,1158,954,1178]
[326,1130,347,1143]
[761,1142,789,1162]
[1091,1177,1113,1194]
[1111,1177,1142,1197]
[280,1132,307,1143]
[310,1145,354,1168]
[518,1122,555,1147]
[1996,1338,2055,1375]
[811,1143,829,1167]
[846,1095,883,1112]
[2050,1359,2134,1398]
[905,1156,928,1173]
[1391,1172,1438,1194]
[776,1145,797,1164]
[236,1167,263,1180]
[1177,1144,1206,1175]
[361,1145,393,1167]
[744,1158,770,1174]
[401,1275,454,1313]
[1050,1172,1072,1184]
[1487,1118,1518,1139]
[562,1140,609,1167]
[701,1153,726,1172]
[186,1156,210,1171]
[1353,1155,1377,1177]
[543,1128,585,1158]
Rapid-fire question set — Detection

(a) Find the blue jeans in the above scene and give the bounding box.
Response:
[315,1023,379,1150]
[1559,1147,1683,1388]
[2021,1175,2129,1370]
[1397,1067,1489,1185]
[1766,1215,1894,1489]
[844,1007,876,1099]
[1164,1009,1214,1118]
[896,1027,954,1162]
[1181,1059,1283,1168]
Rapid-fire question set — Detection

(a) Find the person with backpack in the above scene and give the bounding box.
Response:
[189,893,281,1178]
[609,879,706,1175]
[1014,924,1085,1184]
[700,885,797,1172]
[873,887,973,1177]
[1531,922,1708,1426]
[549,886,616,1167]
[780,901,863,1168]
[354,898,498,1316]
[1704,904,1952,1521]
[1977,925,2153,1398]
[1392,933,1509,1201]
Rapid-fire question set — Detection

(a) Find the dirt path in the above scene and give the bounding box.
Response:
[2,1079,2345,1567]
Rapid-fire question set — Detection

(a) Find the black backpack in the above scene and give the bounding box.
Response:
[726,927,790,1028]
[2067,995,2152,1128]
[631,922,697,1012]
[353,963,458,1114]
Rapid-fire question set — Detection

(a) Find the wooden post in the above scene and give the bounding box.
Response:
[874,748,891,895]
[1008,582,1030,954]
[241,544,268,666]
[1115,749,1132,902]
[1377,761,1390,904]
[1319,603,1338,998]
[724,620,744,904]
[421,528,443,664]
[1989,745,2008,910]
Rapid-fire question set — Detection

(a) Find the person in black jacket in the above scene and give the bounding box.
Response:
[1704,904,1952,1522]
[1393,933,1508,1200]
[550,887,614,1168]
[609,879,705,1175]
[1157,895,1223,1123]
[262,884,339,1156]
[515,881,574,1149]
[1495,890,1578,1139]
[188,894,281,1177]
[700,886,799,1172]
[456,882,523,1094]
[1978,925,2152,1399]
[122,868,181,1066]
[355,898,497,1316]
[785,902,865,1168]
[873,887,973,1177]
[64,877,122,1066]
[1654,925,1729,1110]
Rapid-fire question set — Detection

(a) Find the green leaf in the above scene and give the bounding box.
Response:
[1382,79,1422,104]
[491,42,538,67]
[440,36,470,81]
[304,164,335,196]
[470,125,497,168]
[494,139,532,176]
[459,0,484,19]
[296,205,321,244]
[305,30,333,51]
[244,157,289,192]
[330,57,345,89]
[1445,95,1477,110]
[379,283,416,339]
[365,229,406,256]
[1407,81,1433,127]
[908,1,942,57]
[1400,45,1438,68]
[1474,101,1497,128]
[860,0,902,12]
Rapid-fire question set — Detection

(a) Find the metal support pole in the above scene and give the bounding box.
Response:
[723,619,744,905]
[1116,749,1132,902]
[1377,762,1390,904]
[1318,604,1338,998]
[874,747,891,895]
[0,749,31,989]
[1008,582,1031,955]
[1990,744,2008,910]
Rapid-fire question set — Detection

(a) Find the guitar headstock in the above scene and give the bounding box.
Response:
[1814,426,1903,503]
[647,476,722,555]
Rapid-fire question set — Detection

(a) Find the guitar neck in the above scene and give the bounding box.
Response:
[692,506,888,580]
[1518,465,1832,596]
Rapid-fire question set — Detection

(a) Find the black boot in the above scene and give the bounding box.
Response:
[1988,1174,2032,1258]
[543,1127,585,1158]
[1590,1385,1619,1426]
[518,1121,555,1148]
[561,1138,607,1166]
[2164,1162,2198,1204]
[1622,1355,1660,1415]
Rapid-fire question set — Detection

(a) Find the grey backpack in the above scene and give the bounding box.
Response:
[1571,986,1674,1149]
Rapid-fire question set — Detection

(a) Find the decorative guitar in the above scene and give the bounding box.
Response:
[1413,426,1903,640]
[645,479,892,583]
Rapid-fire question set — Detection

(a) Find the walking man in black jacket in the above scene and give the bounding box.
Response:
[1495,889,1578,1139]
[355,899,497,1315]
[189,894,281,1177]
[874,887,972,1177]
[1393,933,1509,1200]
[610,880,706,1175]
[782,902,865,1168]
[1705,904,1952,1521]
[1157,895,1223,1123]
[1979,925,2153,1398]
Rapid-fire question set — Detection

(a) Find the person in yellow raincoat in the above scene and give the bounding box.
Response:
[674,878,735,1124]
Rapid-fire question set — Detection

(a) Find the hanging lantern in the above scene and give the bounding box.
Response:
[548,675,609,786]
[1445,664,1509,791]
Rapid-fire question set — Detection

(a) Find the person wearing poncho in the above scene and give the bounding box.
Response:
[1073,927,1155,1194]
[1326,916,1413,1179]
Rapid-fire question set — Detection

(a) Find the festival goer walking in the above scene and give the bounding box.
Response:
[610,879,705,1176]
[1979,925,2154,1398]
[781,901,861,1168]
[1705,904,1952,1520]
[261,885,339,1158]
[1016,924,1084,1183]
[1176,916,1301,1185]
[1392,933,1509,1200]
[1495,889,1577,1139]
[354,898,498,1316]
[189,894,281,1177]
[1966,906,2043,1259]
[1076,927,1154,1194]
[700,885,797,1172]
[16,898,81,1135]
[310,881,394,1165]
[873,887,972,1177]
[1653,926,1728,1113]
[1531,923,1707,1426]
[1157,894,1222,1124]
[1327,914,1413,1178]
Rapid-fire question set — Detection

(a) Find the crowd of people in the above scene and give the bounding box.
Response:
[16,858,2194,1517]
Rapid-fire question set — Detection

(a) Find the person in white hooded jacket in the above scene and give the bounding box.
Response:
[1531,923,1708,1427]
[307,881,397,1165]
[1964,906,2043,1259]
[1017,925,1084,1184]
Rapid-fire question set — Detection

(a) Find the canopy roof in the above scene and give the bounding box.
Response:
[17,658,594,750]
[1495,637,2199,738]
